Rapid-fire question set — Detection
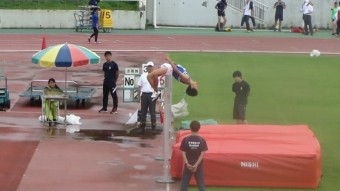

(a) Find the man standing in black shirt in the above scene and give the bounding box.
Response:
[99,51,119,113]
[232,71,250,124]
[180,121,208,191]
[215,0,227,31]
[272,0,286,32]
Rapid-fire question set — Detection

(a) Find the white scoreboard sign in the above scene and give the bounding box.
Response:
[123,68,140,102]
[123,65,165,102]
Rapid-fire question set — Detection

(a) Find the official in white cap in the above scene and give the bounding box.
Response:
[137,61,157,134]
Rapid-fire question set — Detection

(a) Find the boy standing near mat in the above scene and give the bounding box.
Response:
[180,120,208,191]
[232,71,250,124]
[99,51,119,113]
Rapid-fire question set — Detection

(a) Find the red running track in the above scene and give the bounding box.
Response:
[0,34,338,54]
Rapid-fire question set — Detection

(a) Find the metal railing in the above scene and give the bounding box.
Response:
[30,80,79,98]
[227,0,268,22]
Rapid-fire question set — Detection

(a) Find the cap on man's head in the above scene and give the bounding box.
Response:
[146,62,154,67]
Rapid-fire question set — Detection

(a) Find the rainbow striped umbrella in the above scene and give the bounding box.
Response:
[32,43,100,68]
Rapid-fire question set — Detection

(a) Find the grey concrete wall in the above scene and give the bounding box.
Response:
[146,0,334,28]
[0,10,146,29]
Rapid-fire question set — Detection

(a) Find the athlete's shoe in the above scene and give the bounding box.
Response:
[99,108,108,113]
[110,107,118,114]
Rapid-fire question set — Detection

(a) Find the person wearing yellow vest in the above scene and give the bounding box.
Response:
[44,78,64,126]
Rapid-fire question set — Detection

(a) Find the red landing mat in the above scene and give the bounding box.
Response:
[171,125,321,189]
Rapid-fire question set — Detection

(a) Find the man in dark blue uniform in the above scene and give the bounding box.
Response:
[232,71,250,124]
[88,8,99,43]
[180,120,208,191]
[272,0,286,32]
[99,51,119,114]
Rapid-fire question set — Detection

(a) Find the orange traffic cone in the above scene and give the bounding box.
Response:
[41,37,46,50]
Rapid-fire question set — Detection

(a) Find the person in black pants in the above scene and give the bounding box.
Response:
[99,51,119,114]
[336,9,340,37]
[241,15,256,30]
[88,8,99,43]
[232,71,250,124]
[302,0,314,36]
[137,62,157,134]
[180,120,208,191]
[241,0,254,32]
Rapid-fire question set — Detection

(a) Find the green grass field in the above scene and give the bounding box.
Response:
[169,52,340,191]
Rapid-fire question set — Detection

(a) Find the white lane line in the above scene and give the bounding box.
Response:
[0,49,339,55]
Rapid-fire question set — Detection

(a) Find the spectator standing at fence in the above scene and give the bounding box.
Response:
[137,62,157,135]
[272,0,286,32]
[241,0,254,32]
[301,0,314,36]
[99,51,119,114]
[215,0,228,31]
[331,2,339,35]
[180,120,208,191]
[232,71,250,124]
[88,8,100,43]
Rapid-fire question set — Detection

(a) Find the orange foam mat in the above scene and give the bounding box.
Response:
[171,125,321,189]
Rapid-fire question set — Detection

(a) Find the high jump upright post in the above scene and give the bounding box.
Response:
[156,75,174,183]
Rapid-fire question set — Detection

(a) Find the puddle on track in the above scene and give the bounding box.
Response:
[68,129,162,148]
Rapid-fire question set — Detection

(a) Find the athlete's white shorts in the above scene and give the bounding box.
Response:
[160,63,173,76]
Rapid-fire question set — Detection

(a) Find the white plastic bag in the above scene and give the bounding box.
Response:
[39,114,81,125]
[171,99,189,118]
[125,109,138,125]
[65,114,82,125]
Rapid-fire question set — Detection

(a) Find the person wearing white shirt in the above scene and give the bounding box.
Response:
[137,62,157,134]
[242,0,254,32]
[302,0,314,35]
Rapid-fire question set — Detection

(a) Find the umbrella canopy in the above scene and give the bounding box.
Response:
[32,43,100,68]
